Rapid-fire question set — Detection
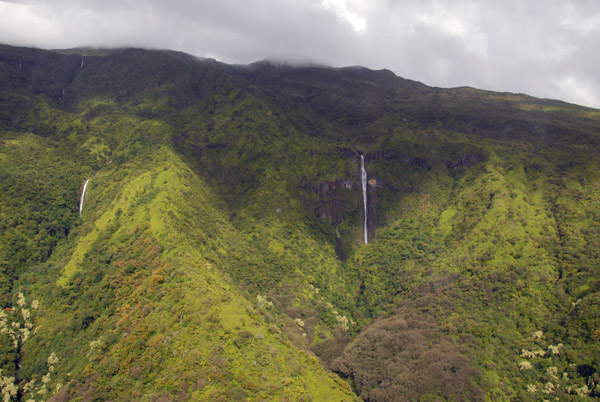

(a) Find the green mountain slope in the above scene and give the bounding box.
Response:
[0,44,599,401]
[27,146,354,400]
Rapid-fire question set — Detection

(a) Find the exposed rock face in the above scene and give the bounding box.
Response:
[308,149,434,258]
[310,150,432,255]
[312,178,361,260]
[364,150,399,161]
[446,154,486,170]
[365,178,377,244]
[314,179,355,226]
[337,148,358,158]
[365,151,431,170]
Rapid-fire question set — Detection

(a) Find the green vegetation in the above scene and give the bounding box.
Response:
[0,44,599,401]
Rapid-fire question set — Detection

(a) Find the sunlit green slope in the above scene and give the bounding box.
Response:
[2,140,356,400]
[0,44,599,401]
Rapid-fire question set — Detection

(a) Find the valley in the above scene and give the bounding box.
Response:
[0,44,599,401]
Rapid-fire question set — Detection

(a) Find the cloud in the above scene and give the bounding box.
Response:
[321,0,367,33]
[0,0,598,108]
[556,76,600,109]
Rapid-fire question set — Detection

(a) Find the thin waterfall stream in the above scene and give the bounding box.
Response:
[79,179,90,216]
[360,155,368,244]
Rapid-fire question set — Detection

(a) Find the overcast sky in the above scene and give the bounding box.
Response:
[1,0,599,108]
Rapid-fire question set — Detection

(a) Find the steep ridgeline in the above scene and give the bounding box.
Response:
[0,45,599,401]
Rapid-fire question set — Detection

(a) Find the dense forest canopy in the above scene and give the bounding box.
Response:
[0,44,599,401]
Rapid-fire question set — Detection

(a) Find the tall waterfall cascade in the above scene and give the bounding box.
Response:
[360,155,368,244]
[79,179,90,216]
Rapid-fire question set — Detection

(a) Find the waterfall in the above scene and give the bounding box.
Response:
[79,179,90,216]
[360,155,368,244]
[80,57,84,69]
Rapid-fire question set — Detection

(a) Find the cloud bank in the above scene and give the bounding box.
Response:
[1,0,599,108]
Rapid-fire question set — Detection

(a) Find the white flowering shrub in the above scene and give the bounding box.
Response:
[321,302,354,331]
[0,294,60,402]
[532,330,544,340]
[526,383,537,393]
[0,293,37,349]
[256,294,273,309]
[519,331,597,400]
[548,343,563,355]
[519,361,533,370]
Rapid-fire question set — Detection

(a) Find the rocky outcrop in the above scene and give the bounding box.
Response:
[313,179,355,226]
[365,151,431,170]
[364,150,399,161]
[337,148,358,158]
[445,154,485,170]
[311,178,363,260]
[306,149,431,257]
[407,157,431,170]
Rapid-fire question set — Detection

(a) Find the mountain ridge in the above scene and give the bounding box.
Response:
[0,44,599,401]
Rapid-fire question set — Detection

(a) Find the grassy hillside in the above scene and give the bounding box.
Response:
[1,137,357,400]
[0,44,599,401]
